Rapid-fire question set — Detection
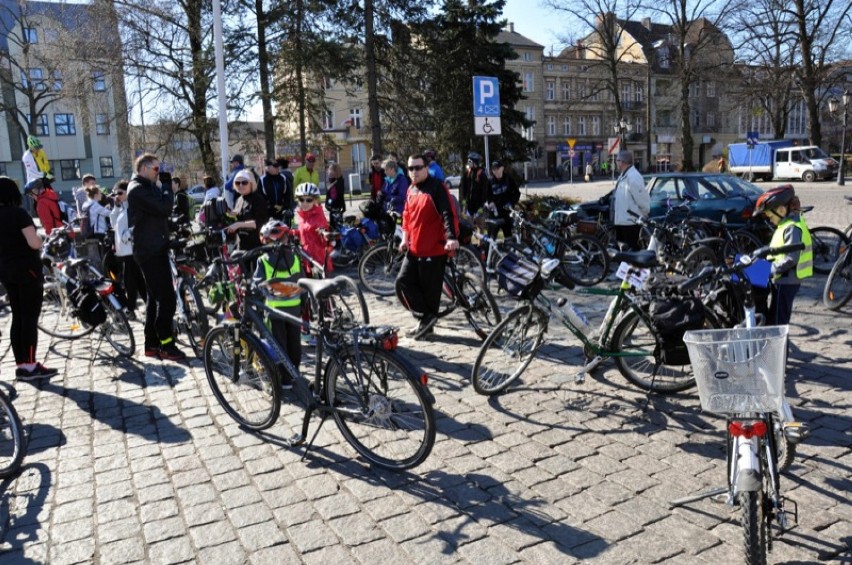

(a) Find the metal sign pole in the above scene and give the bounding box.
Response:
[484,135,490,172]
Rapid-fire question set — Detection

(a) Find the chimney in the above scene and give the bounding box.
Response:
[508,22,514,33]
[642,17,652,31]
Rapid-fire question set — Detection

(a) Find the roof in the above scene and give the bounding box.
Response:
[495,29,544,50]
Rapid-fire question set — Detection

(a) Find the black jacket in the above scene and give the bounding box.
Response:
[127,174,174,261]
[260,173,291,217]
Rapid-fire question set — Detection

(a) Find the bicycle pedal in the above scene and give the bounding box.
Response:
[783,422,810,444]
[286,433,305,447]
[574,372,586,385]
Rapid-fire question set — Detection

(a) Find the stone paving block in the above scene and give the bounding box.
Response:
[300,543,356,564]
[517,540,579,564]
[226,502,275,529]
[272,501,317,528]
[327,512,385,546]
[142,515,185,544]
[188,519,239,549]
[380,511,434,543]
[312,492,361,521]
[456,534,521,564]
[351,537,411,562]
[181,501,226,527]
[49,537,95,565]
[247,543,301,564]
[52,500,94,525]
[49,517,94,545]
[287,519,339,553]
[211,469,252,491]
[136,482,175,506]
[584,509,645,542]
[98,538,145,565]
[646,515,723,555]
[583,479,633,507]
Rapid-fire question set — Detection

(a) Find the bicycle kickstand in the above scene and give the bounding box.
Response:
[640,359,664,411]
[295,405,330,463]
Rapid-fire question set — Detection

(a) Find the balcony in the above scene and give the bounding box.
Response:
[622,100,645,111]
[627,132,645,142]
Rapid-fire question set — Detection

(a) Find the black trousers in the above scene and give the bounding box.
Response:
[0,273,43,364]
[118,255,147,311]
[270,305,302,370]
[769,283,799,326]
[135,253,176,348]
[395,253,447,318]
[615,224,643,251]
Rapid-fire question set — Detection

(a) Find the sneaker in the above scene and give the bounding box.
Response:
[144,347,161,358]
[16,364,58,381]
[278,368,294,391]
[413,326,434,341]
[413,315,438,339]
[158,343,187,361]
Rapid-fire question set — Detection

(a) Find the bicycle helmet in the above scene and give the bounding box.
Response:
[754,184,795,215]
[295,182,320,198]
[260,219,290,242]
[467,152,482,166]
[27,135,42,150]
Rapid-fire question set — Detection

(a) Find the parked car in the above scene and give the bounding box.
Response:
[445,175,461,189]
[574,172,766,225]
[187,184,206,204]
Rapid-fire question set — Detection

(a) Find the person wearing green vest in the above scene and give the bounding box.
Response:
[254,219,305,389]
[754,184,813,325]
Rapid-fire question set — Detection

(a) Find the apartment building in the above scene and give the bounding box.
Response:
[0,0,130,198]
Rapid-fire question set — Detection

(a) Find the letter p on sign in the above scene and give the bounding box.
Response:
[473,76,501,117]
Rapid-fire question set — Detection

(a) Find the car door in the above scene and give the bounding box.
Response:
[684,177,727,221]
[648,177,679,217]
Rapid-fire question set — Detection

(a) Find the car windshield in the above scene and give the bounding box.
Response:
[713,176,762,197]
[801,147,829,160]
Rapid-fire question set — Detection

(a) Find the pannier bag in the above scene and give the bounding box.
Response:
[649,297,705,365]
[496,251,544,299]
[67,281,107,328]
[200,197,230,231]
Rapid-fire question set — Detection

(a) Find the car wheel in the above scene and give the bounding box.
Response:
[802,171,816,183]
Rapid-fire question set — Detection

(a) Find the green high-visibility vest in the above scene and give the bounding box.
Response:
[260,254,301,308]
[769,216,812,280]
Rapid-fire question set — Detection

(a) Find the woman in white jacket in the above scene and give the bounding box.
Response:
[109,180,147,320]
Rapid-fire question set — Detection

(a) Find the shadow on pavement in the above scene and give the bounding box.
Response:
[0,462,51,562]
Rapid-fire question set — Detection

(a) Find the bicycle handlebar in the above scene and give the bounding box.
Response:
[677,243,805,293]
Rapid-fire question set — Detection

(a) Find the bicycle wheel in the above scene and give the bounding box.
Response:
[455,245,486,282]
[358,245,403,296]
[38,279,97,339]
[325,346,435,470]
[823,249,852,310]
[558,234,609,287]
[739,490,767,565]
[203,325,281,431]
[457,272,502,339]
[681,244,718,275]
[611,308,702,394]
[102,298,135,357]
[774,421,796,472]
[810,226,849,275]
[318,276,369,330]
[178,282,210,357]
[0,391,25,478]
[722,229,764,262]
[471,304,547,396]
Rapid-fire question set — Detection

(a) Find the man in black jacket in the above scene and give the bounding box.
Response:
[260,159,291,220]
[127,153,187,361]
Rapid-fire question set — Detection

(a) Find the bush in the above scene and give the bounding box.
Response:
[516,195,581,222]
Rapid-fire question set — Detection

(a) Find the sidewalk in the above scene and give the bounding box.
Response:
[1,265,849,563]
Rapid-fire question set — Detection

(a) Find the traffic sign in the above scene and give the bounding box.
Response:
[567,138,577,149]
[607,137,621,156]
[569,150,575,158]
[474,116,501,136]
[746,131,759,147]
[472,76,500,117]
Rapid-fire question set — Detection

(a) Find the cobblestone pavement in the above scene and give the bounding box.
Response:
[1,181,849,564]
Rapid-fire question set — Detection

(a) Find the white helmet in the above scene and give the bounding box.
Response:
[295,182,320,198]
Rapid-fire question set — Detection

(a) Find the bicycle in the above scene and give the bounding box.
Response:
[0,383,25,478]
[38,227,135,357]
[680,325,797,564]
[202,244,436,470]
[822,243,852,310]
[435,253,502,339]
[471,249,716,396]
[797,206,850,275]
[168,241,209,357]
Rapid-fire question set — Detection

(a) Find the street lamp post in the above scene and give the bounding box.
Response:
[829,90,849,187]
[614,117,632,150]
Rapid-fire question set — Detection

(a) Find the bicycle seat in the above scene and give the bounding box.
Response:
[297,277,343,301]
[611,250,658,268]
[344,214,357,224]
[67,258,89,269]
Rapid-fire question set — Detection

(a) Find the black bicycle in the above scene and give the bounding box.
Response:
[202,244,436,470]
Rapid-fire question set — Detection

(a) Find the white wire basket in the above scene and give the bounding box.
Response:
[683,326,788,415]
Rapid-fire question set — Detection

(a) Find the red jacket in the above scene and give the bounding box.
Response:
[36,188,62,235]
[368,168,384,200]
[403,176,456,257]
[297,204,332,274]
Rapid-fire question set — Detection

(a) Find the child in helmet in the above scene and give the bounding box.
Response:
[754,184,813,325]
[254,219,304,387]
[294,182,332,275]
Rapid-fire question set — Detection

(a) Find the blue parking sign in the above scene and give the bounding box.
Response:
[473,76,500,117]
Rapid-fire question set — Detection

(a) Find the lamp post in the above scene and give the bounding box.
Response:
[828,90,849,187]
[614,117,632,150]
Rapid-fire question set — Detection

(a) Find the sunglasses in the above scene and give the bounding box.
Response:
[407,164,426,172]
[234,180,251,186]
[114,191,125,196]
[298,197,314,203]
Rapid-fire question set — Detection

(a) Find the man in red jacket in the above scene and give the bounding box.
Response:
[28,180,63,235]
[395,153,458,339]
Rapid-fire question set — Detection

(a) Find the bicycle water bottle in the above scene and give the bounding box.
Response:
[541,236,556,255]
[557,297,591,334]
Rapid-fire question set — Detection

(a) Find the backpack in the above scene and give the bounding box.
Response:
[78,202,93,239]
[57,200,71,223]
[649,297,705,365]
[496,251,544,299]
[201,197,229,230]
[67,280,107,327]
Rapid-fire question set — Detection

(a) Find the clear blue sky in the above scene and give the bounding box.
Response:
[502,0,565,53]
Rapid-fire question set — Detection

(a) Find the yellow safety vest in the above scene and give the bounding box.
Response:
[260,254,301,308]
[769,216,812,280]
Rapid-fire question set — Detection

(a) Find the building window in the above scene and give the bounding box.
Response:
[54,113,76,135]
[96,114,110,135]
[26,114,49,136]
[60,159,81,181]
[635,83,644,103]
[591,116,601,136]
[562,81,571,100]
[621,82,631,103]
[100,157,114,178]
[322,110,333,130]
[22,68,45,91]
[547,116,556,136]
[523,72,534,92]
[523,52,532,62]
[693,109,701,128]
[707,112,716,128]
[546,63,553,70]
[349,108,362,129]
[576,81,586,100]
[562,65,568,71]
[590,87,599,101]
[23,27,37,44]
[52,69,62,91]
[0,163,6,176]
[635,116,644,134]
[563,117,571,135]
[525,106,535,123]
[92,71,106,92]
[689,82,700,98]
[658,46,670,69]
[578,116,587,136]
[706,81,716,97]
[546,81,555,101]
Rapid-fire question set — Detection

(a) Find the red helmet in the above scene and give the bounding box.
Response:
[260,220,290,242]
[754,184,795,215]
